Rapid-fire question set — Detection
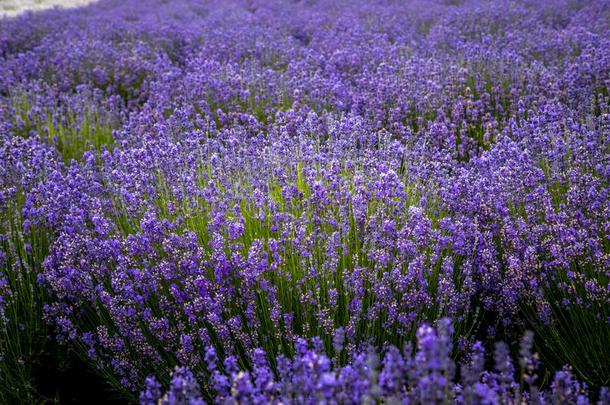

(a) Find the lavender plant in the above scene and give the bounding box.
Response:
[142,320,610,404]
[0,0,608,402]
[0,136,57,402]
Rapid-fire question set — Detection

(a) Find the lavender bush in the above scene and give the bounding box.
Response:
[143,320,610,404]
[0,0,608,402]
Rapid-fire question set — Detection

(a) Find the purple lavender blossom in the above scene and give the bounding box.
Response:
[1,0,609,401]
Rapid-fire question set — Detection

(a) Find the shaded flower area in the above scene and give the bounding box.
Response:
[0,0,608,403]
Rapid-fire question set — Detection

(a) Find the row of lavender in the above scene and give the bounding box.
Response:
[1,0,609,402]
[143,321,609,404]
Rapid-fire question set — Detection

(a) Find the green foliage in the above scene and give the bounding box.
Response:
[13,96,115,163]
[0,195,51,403]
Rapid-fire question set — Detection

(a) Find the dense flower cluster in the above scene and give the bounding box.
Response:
[0,0,609,402]
[143,320,610,404]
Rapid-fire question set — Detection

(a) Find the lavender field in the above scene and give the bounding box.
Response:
[0,0,609,403]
